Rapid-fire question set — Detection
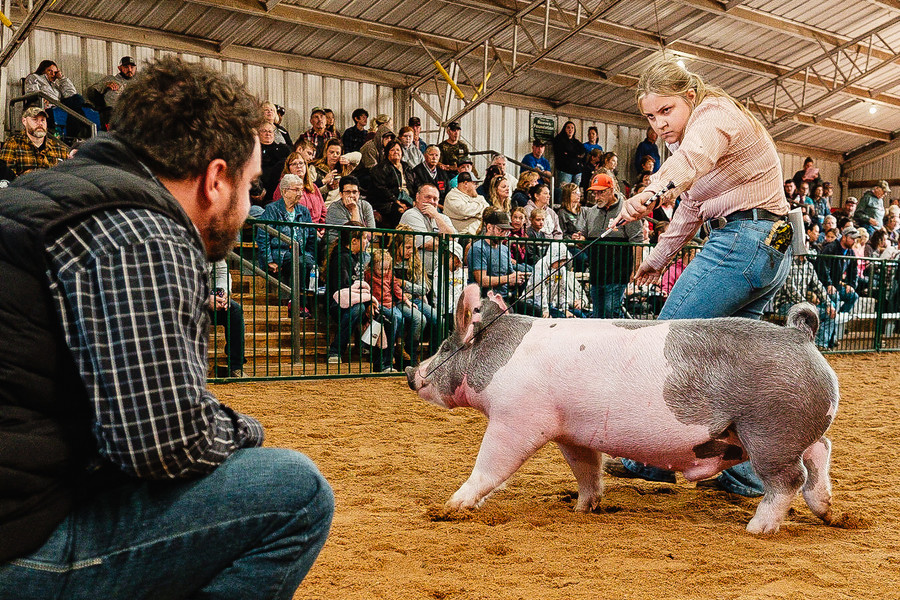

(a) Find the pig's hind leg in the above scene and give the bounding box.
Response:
[801,436,834,525]
[447,420,549,510]
[556,443,604,512]
[743,437,808,534]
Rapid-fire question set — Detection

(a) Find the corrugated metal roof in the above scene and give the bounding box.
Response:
[40,0,900,158]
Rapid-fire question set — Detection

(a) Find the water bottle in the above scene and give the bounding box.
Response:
[308,265,318,291]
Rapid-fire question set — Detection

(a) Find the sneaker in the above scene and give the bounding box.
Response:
[327,355,340,365]
[298,307,312,319]
[380,366,398,373]
[229,369,245,378]
[603,458,677,484]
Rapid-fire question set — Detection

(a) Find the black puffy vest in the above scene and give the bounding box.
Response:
[0,135,200,562]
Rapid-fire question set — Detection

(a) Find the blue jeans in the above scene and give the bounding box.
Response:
[622,218,792,496]
[0,448,333,600]
[591,283,627,318]
[557,171,582,186]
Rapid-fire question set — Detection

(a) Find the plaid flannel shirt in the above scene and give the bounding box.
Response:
[45,207,263,480]
[0,132,69,177]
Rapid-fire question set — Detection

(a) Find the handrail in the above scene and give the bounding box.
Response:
[7,90,98,138]
[468,148,556,192]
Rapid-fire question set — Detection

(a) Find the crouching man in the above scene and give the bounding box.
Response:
[0,57,333,599]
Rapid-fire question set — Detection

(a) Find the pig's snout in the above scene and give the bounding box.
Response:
[405,366,418,391]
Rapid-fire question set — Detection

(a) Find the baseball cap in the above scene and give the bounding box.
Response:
[841,225,861,239]
[120,56,137,66]
[532,138,546,146]
[588,173,614,191]
[457,172,474,184]
[878,180,891,193]
[408,116,421,127]
[310,106,326,117]
[22,106,48,119]
[375,114,391,125]
[447,121,461,131]
[483,209,513,229]
[458,157,473,167]
[845,196,858,204]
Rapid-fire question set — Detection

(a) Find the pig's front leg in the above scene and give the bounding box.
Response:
[447,419,549,510]
[557,443,604,512]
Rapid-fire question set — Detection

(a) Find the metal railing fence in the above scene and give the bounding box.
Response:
[208,222,900,381]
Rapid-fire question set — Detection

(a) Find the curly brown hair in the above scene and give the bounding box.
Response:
[110,56,264,180]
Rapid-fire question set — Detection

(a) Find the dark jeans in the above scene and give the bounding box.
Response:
[327,301,390,370]
[209,299,246,372]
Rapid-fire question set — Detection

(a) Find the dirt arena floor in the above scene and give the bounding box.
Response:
[215,352,899,600]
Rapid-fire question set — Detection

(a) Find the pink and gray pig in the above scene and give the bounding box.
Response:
[407,284,838,534]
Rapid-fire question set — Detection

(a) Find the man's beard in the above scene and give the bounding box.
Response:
[205,188,245,261]
[26,125,46,139]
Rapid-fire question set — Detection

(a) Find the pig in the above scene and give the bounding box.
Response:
[407,284,838,534]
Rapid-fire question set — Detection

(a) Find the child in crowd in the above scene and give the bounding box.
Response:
[525,207,550,265]
[531,242,589,318]
[508,206,528,265]
[432,241,468,327]
[389,225,434,353]
[365,248,420,371]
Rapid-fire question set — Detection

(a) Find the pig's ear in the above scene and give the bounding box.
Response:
[455,284,482,345]
[486,291,508,312]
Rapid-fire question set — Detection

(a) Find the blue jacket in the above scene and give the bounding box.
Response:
[256,199,316,268]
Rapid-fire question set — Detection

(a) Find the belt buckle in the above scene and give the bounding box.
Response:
[703,216,727,236]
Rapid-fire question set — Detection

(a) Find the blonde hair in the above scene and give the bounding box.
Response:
[489,176,511,213]
[516,170,540,192]
[530,207,546,221]
[636,59,770,138]
[559,182,581,213]
[369,248,392,273]
[389,224,430,287]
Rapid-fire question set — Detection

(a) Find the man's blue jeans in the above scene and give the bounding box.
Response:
[0,448,334,600]
[591,283,627,318]
[621,218,792,496]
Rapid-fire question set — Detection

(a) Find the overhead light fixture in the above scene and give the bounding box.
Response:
[869,104,878,115]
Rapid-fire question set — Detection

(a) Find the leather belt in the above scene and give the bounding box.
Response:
[703,208,786,235]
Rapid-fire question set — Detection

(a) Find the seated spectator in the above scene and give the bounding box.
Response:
[0,106,68,177]
[270,153,325,225]
[444,171,489,235]
[398,183,457,274]
[853,227,872,295]
[294,138,317,165]
[855,180,889,234]
[476,164,501,197]
[408,116,427,153]
[312,138,352,200]
[822,181,835,209]
[818,214,838,245]
[832,195,858,219]
[298,107,335,158]
[792,156,823,193]
[390,225,436,349]
[772,254,836,348]
[512,170,539,208]
[869,227,900,259]
[634,170,653,191]
[521,139,552,184]
[552,121,584,185]
[261,101,292,146]
[816,225,861,317]
[369,140,415,228]
[431,241,467,324]
[651,189,677,225]
[523,182,562,238]
[324,108,340,137]
[359,123,394,169]
[448,157,475,189]
[256,174,318,318]
[557,183,586,239]
[487,153,518,191]
[577,173,643,318]
[507,206,528,265]
[325,176,376,243]
[580,147,603,196]
[438,121,469,172]
[24,60,90,138]
[884,205,900,245]
[259,122,291,205]
[806,221,822,253]
[88,56,137,129]
[467,207,533,309]
[342,108,369,153]
[633,126,660,173]
[411,144,451,201]
[794,181,816,224]
[531,242,590,318]
[524,207,550,265]
[784,179,799,203]
[487,173,513,214]
[583,125,603,154]
[208,259,247,377]
[364,248,421,371]
[326,224,380,366]
[398,126,424,170]
[599,151,625,196]
[811,183,830,225]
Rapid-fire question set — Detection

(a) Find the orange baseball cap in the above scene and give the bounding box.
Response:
[588,173,614,191]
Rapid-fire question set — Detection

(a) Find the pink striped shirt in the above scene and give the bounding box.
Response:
[645,96,789,272]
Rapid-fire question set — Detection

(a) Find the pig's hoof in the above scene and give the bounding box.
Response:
[746,517,781,535]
